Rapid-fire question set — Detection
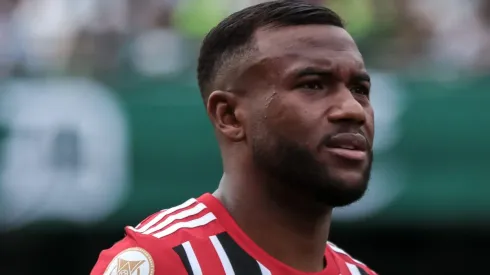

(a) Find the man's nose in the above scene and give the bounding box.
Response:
[327,91,366,125]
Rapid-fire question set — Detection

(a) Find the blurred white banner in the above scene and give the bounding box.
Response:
[0,78,130,231]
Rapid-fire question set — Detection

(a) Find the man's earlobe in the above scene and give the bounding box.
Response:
[207,91,245,141]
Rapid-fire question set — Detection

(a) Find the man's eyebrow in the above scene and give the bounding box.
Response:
[351,72,371,83]
[295,67,335,78]
[290,67,370,83]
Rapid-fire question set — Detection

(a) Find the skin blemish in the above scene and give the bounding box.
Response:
[263,91,278,119]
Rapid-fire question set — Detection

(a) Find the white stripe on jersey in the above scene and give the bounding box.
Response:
[258,261,272,275]
[209,235,235,275]
[144,203,207,235]
[328,242,364,265]
[153,212,217,238]
[182,241,203,275]
[346,263,361,275]
[130,198,197,233]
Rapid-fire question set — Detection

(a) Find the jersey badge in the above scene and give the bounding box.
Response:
[103,247,155,275]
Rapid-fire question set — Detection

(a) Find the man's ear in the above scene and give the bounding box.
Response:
[206,90,246,141]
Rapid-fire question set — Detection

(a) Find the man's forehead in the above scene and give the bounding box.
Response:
[251,25,364,69]
[255,25,359,54]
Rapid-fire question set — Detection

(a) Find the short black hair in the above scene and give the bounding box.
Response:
[197,0,345,100]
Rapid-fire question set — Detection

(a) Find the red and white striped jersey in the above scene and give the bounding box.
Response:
[91,193,378,275]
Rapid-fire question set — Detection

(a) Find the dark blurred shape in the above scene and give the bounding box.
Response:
[49,128,82,173]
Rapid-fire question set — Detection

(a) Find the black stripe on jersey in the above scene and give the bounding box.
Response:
[358,266,370,275]
[173,244,194,275]
[216,232,263,275]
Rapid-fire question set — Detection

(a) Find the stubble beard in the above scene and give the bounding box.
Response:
[251,133,373,209]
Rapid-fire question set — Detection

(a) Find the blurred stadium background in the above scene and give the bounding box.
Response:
[0,0,489,274]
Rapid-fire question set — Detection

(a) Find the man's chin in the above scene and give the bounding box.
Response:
[315,170,370,207]
[332,170,369,190]
[316,186,367,208]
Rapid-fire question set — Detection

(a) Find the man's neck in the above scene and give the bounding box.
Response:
[215,174,333,273]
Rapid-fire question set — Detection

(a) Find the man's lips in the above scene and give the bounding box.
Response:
[323,133,368,161]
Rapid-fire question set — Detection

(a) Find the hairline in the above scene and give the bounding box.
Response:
[198,1,346,100]
[207,23,346,97]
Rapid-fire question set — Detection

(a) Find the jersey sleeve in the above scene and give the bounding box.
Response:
[327,242,378,275]
[354,262,378,275]
[342,255,379,275]
[90,228,189,275]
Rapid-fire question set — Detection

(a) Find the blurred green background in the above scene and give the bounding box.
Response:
[1,0,490,274]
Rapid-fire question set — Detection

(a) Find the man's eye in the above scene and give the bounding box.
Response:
[351,86,370,96]
[299,81,324,90]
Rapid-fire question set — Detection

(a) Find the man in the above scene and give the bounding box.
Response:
[91,1,377,274]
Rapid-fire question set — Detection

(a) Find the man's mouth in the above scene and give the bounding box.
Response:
[323,133,368,161]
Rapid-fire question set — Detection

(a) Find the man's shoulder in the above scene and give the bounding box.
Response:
[90,234,187,275]
[327,241,378,275]
[91,197,225,275]
[127,197,223,245]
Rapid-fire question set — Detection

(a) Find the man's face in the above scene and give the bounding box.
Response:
[245,25,374,207]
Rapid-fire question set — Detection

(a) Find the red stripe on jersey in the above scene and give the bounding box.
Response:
[133,198,199,234]
[127,212,226,249]
[328,242,377,275]
[143,203,208,236]
[152,216,226,248]
[189,237,226,275]
[149,211,213,237]
[335,257,353,275]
